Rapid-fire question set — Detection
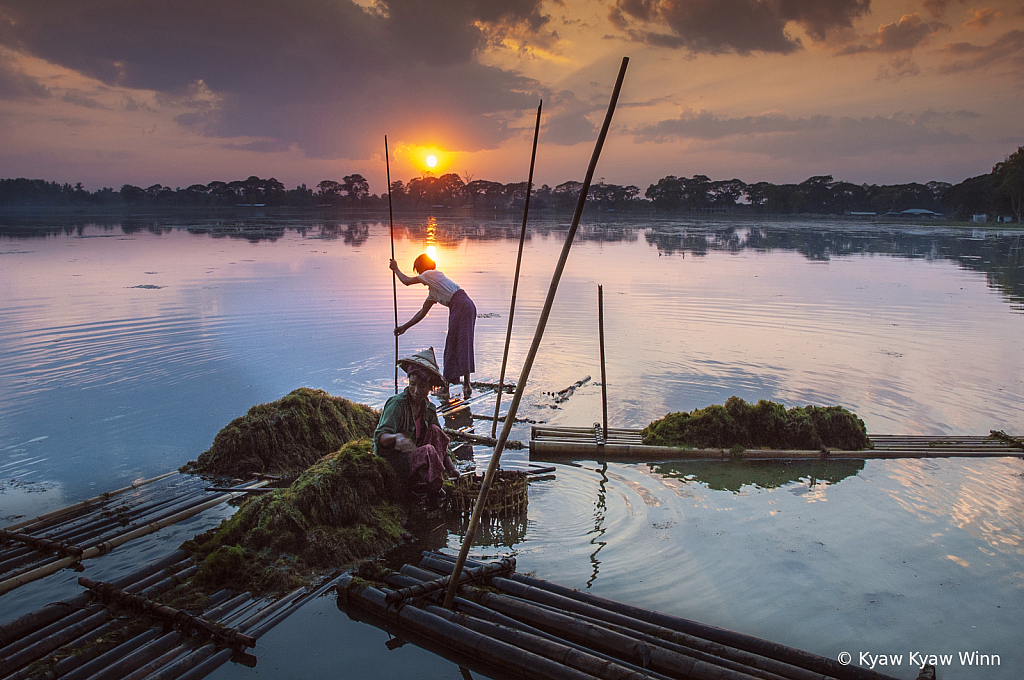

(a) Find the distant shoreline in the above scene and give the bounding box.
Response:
[0,204,1019,231]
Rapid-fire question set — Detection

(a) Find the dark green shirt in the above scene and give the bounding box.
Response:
[373,388,441,456]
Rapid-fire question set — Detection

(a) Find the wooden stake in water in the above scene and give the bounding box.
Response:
[443,57,629,610]
[492,100,543,438]
[385,135,398,394]
[599,284,608,439]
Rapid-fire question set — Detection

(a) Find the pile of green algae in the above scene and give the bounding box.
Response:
[184,438,405,594]
[176,388,407,595]
[182,387,379,478]
[642,396,872,451]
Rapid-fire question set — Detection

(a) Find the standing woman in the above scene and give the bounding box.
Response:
[390,253,476,400]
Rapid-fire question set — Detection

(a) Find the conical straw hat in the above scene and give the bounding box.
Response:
[397,347,445,386]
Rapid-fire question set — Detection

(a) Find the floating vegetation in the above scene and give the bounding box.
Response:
[184,439,405,594]
[544,375,590,405]
[182,387,379,477]
[990,430,1024,449]
[642,397,872,451]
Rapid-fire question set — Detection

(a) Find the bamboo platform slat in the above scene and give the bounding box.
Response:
[3,472,180,534]
[336,550,915,680]
[529,426,1024,462]
[0,551,346,680]
[0,477,270,596]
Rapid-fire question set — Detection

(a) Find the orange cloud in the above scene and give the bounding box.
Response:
[964,7,1003,30]
[836,13,951,55]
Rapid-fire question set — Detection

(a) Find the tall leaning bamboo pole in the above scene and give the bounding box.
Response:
[444,57,629,609]
[385,136,399,394]
[598,284,608,439]
[492,100,543,438]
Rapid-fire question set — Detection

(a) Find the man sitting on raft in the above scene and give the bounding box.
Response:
[390,253,476,401]
[374,348,459,495]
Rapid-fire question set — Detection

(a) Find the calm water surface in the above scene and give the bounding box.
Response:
[1,213,1022,679]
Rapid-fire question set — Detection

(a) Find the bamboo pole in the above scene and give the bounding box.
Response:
[121,640,189,680]
[386,135,399,394]
[496,571,898,680]
[443,56,630,610]
[86,631,183,680]
[78,577,256,649]
[0,610,110,676]
[57,629,161,680]
[0,549,187,648]
[392,565,676,680]
[1,489,219,580]
[598,284,608,439]
[339,574,602,680]
[3,472,178,533]
[453,585,784,680]
[0,486,208,573]
[484,576,824,680]
[443,428,525,450]
[0,483,265,596]
[425,603,657,680]
[385,558,515,604]
[493,100,543,439]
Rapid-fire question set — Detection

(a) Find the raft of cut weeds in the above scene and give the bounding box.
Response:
[642,396,872,451]
[182,387,379,477]
[183,438,406,594]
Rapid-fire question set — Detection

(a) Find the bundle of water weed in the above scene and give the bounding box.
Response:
[184,439,406,594]
[642,397,872,450]
[182,387,379,477]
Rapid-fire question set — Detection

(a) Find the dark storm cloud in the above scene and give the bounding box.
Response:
[936,28,1024,73]
[0,0,550,157]
[836,13,950,55]
[608,0,871,55]
[633,109,971,159]
[633,110,830,142]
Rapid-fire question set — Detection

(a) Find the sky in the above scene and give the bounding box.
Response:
[0,0,1021,194]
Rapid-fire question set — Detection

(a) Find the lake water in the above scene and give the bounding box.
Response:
[1,212,1022,679]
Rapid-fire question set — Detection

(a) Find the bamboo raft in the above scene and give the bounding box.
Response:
[1,472,270,596]
[529,427,1024,462]
[0,549,343,680]
[337,550,927,680]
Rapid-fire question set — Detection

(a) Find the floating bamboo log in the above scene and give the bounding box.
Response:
[387,565,675,680]
[3,472,179,533]
[78,577,256,649]
[0,549,187,650]
[0,483,209,574]
[443,428,525,450]
[0,481,267,596]
[530,427,1024,462]
[385,558,516,604]
[0,561,339,680]
[339,574,604,680]
[421,552,898,680]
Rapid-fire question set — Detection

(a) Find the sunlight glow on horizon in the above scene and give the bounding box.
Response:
[397,145,454,175]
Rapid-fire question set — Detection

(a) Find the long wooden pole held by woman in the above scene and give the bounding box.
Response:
[492,100,543,438]
[444,57,629,609]
[385,136,399,394]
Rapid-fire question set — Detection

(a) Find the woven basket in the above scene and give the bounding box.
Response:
[447,470,528,518]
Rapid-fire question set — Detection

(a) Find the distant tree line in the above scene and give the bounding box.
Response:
[2,146,1021,221]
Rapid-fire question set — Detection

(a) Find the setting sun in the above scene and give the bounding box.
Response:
[399,145,453,174]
